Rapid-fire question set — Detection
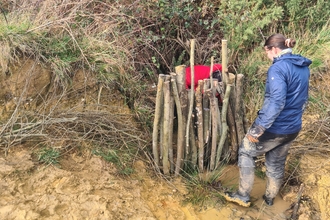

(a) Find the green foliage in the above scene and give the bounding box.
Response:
[216,0,283,62]
[282,0,330,32]
[38,148,61,166]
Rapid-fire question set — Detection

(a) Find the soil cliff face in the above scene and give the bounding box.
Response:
[0,59,127,120]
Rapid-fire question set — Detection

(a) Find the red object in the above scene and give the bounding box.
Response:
[185,64,222,90]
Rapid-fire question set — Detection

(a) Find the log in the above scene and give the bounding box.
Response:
[152,74,165,167]
[196,80,204,172]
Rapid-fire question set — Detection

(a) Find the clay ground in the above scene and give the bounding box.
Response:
[0,145,329,220]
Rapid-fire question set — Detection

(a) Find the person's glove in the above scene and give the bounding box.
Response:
[246,123,265,143]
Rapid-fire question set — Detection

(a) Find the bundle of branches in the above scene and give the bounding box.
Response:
[0,110,148,153]
[292,117,330,154]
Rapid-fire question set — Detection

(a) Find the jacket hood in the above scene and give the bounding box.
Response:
[274,54,312,67]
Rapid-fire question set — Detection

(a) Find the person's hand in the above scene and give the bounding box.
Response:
[246,123,265,143]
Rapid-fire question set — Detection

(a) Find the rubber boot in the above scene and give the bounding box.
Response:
[263,177,282,206]
[224,167,254,207]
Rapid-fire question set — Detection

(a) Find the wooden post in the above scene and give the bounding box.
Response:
[196,80,204,172]
[162,80,171,175]
[202,79,211,165]
[174,65,186,95]
[202,79,211,143]
[216,83,232,167]
[188,90,197,166]
[222,40,228,85]
[175,65,188,160]
[209,56,214,86]
[171,73,185,176]
[227,73,238,162]
[152,74,165,167]
[168,78,175,173]
[209,87,219,171]
[234,74,245,159]
[186,39,196,156]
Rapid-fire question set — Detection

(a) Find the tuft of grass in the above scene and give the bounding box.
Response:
[92,148,134,176]
[255,167,266,180]
[182,165,226,207]
[38,147,61,166]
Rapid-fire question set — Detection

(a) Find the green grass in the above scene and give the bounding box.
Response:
[181,164,227,207]
[92,148,134,176]
[38,147,61,166]
[255,168,266,180]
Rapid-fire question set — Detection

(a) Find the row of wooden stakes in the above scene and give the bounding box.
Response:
[152,67,247,175]
[152,39,248,175]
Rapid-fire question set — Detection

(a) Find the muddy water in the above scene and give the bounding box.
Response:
[217,165,291,220]
[132,161,292,220]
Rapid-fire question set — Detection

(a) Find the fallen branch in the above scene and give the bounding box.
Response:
[291,183,304,220]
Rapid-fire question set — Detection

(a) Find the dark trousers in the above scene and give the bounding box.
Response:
[238,131,299,179]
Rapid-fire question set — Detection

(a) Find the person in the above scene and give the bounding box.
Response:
[185,64,222,90]
[224,34,312,207]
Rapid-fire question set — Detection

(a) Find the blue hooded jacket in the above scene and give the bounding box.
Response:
[254,53,312,134]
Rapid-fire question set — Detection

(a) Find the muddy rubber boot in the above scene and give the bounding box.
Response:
[263,177,282,206]
[224,167,254,207]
